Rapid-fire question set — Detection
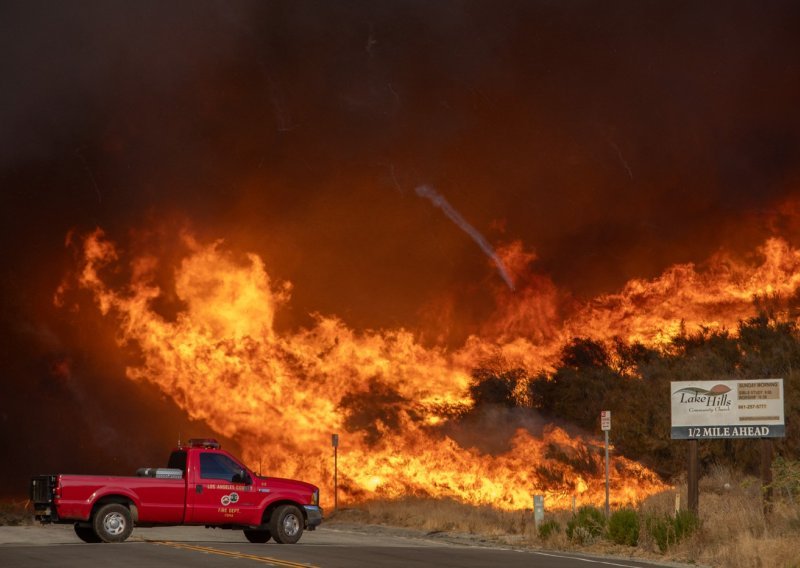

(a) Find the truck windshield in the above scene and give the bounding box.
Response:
[199,452,243,482]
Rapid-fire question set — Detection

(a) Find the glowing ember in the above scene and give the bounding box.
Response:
[61,228,800,510]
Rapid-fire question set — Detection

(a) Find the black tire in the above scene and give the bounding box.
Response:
[92,503,133,543]
[74,523,101,543]
[269,505,304,544]
[243,528,272,543]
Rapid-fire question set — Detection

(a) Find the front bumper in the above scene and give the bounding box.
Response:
[303,505,323,529]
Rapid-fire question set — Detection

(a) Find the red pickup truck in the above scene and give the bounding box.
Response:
[29,439,322,544]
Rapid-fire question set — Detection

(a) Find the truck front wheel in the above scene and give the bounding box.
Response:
[92,503,133,543]
[269,505,303,544]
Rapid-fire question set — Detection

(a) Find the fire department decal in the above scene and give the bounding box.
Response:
[220,492,239,506]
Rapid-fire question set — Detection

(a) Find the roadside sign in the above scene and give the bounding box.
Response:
[600,410,611,517]
[601,410,611,431]
[670,379,785,439]
[332,434,339,447]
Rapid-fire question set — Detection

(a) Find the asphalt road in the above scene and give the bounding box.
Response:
[0,523,688,568]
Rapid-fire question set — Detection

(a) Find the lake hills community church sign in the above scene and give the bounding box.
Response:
[670,379,785,440]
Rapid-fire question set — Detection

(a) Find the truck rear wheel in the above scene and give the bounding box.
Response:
[92,503,133,543]
[243,528,271,543]
[269,504,303,544]
[74,523,101,543]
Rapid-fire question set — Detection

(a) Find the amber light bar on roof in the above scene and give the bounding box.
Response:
[187,438,220,449]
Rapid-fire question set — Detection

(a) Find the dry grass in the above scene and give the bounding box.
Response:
[0,500,33,526]
[675,466,800,568]
[336,497,530,537]
[328,468,800,568]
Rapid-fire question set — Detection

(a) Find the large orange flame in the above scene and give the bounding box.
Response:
[60,229,800,510]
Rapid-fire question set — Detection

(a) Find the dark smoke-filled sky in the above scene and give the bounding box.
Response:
[2,1,800,495]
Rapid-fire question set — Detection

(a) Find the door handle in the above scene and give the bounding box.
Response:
[196,484,203,494]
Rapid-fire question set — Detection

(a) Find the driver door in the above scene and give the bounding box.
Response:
[187,451,259,524]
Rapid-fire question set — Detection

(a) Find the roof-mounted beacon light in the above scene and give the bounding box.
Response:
[187,438,221,449]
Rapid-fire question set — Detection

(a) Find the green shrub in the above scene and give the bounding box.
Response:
[645,510,700,553]
[566,506,606,544]
[537,519,560,540]
[673,509,700,540]
[607,508,639,546]
[770,457,800,501]
[645,515,671,553]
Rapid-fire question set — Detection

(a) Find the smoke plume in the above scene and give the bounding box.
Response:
[416,185,515,290]
[2,0,800,496]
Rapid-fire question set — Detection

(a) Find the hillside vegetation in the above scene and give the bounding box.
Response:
[467,305,800,479]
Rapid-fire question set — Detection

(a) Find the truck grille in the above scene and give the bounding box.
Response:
[30,475,56,504]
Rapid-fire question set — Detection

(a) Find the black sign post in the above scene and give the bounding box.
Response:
[761,438,773,515]
[332,434,339,511]
[687,439,698,515]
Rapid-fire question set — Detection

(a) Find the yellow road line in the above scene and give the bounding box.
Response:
[149,540,319,568]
